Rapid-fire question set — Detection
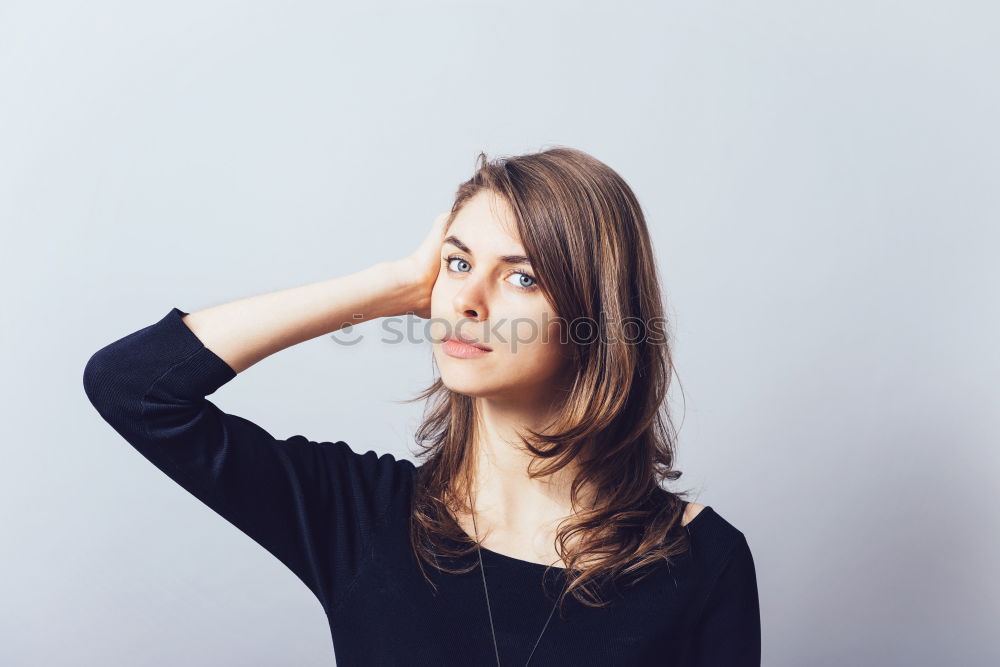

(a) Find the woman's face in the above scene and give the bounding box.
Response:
[430,190,572,402]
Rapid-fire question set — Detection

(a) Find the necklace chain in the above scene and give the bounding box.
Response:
[468,488,567,667]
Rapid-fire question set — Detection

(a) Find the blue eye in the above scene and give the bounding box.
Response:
[446,257,471,273]
[506,272,537,289]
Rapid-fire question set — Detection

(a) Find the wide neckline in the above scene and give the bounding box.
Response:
[471,502,713,571]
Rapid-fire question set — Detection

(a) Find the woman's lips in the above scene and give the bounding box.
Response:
[442,337,493,359]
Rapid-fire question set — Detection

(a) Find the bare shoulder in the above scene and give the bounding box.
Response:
[682,502,707,527]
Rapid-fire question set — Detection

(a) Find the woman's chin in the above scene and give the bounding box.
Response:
[438,372,495,398]
[436,359,504,395]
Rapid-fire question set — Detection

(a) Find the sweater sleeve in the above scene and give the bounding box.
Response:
[692,534,762,666]
[82,306,408,615]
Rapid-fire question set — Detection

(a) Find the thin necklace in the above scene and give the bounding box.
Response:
[468,487,567,667]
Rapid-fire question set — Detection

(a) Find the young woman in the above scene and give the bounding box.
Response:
[84,147,761,666]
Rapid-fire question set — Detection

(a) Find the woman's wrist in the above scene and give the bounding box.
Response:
[369,259,431,319]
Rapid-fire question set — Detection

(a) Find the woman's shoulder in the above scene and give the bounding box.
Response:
[681,500,754,570]
[679,501,761,661]
[682,501,707,526]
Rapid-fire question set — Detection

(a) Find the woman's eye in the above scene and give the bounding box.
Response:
[505,272,537,290]
[446,257,471,272]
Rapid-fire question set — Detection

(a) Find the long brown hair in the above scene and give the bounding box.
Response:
[401,146,693,617]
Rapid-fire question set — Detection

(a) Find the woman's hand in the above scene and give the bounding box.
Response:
[389,211,451,320]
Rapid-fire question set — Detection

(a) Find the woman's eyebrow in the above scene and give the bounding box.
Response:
[443,235,532,266]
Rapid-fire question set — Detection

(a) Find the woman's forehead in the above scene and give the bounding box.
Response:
[447,203,526,258]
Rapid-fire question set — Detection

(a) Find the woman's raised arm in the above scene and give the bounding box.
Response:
[81,214,449,615]
[182,260,423,374]
[181,209,449,372]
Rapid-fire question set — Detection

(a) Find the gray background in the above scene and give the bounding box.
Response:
[2,1,997,665]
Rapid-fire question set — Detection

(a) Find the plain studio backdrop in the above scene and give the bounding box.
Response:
[1,1,997,665]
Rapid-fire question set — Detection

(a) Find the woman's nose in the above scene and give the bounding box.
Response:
[452,278,489,321]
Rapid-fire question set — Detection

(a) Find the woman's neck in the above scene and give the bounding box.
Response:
[465,397,594,538]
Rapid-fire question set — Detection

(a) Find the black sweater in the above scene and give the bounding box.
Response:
[83,307,761,666]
